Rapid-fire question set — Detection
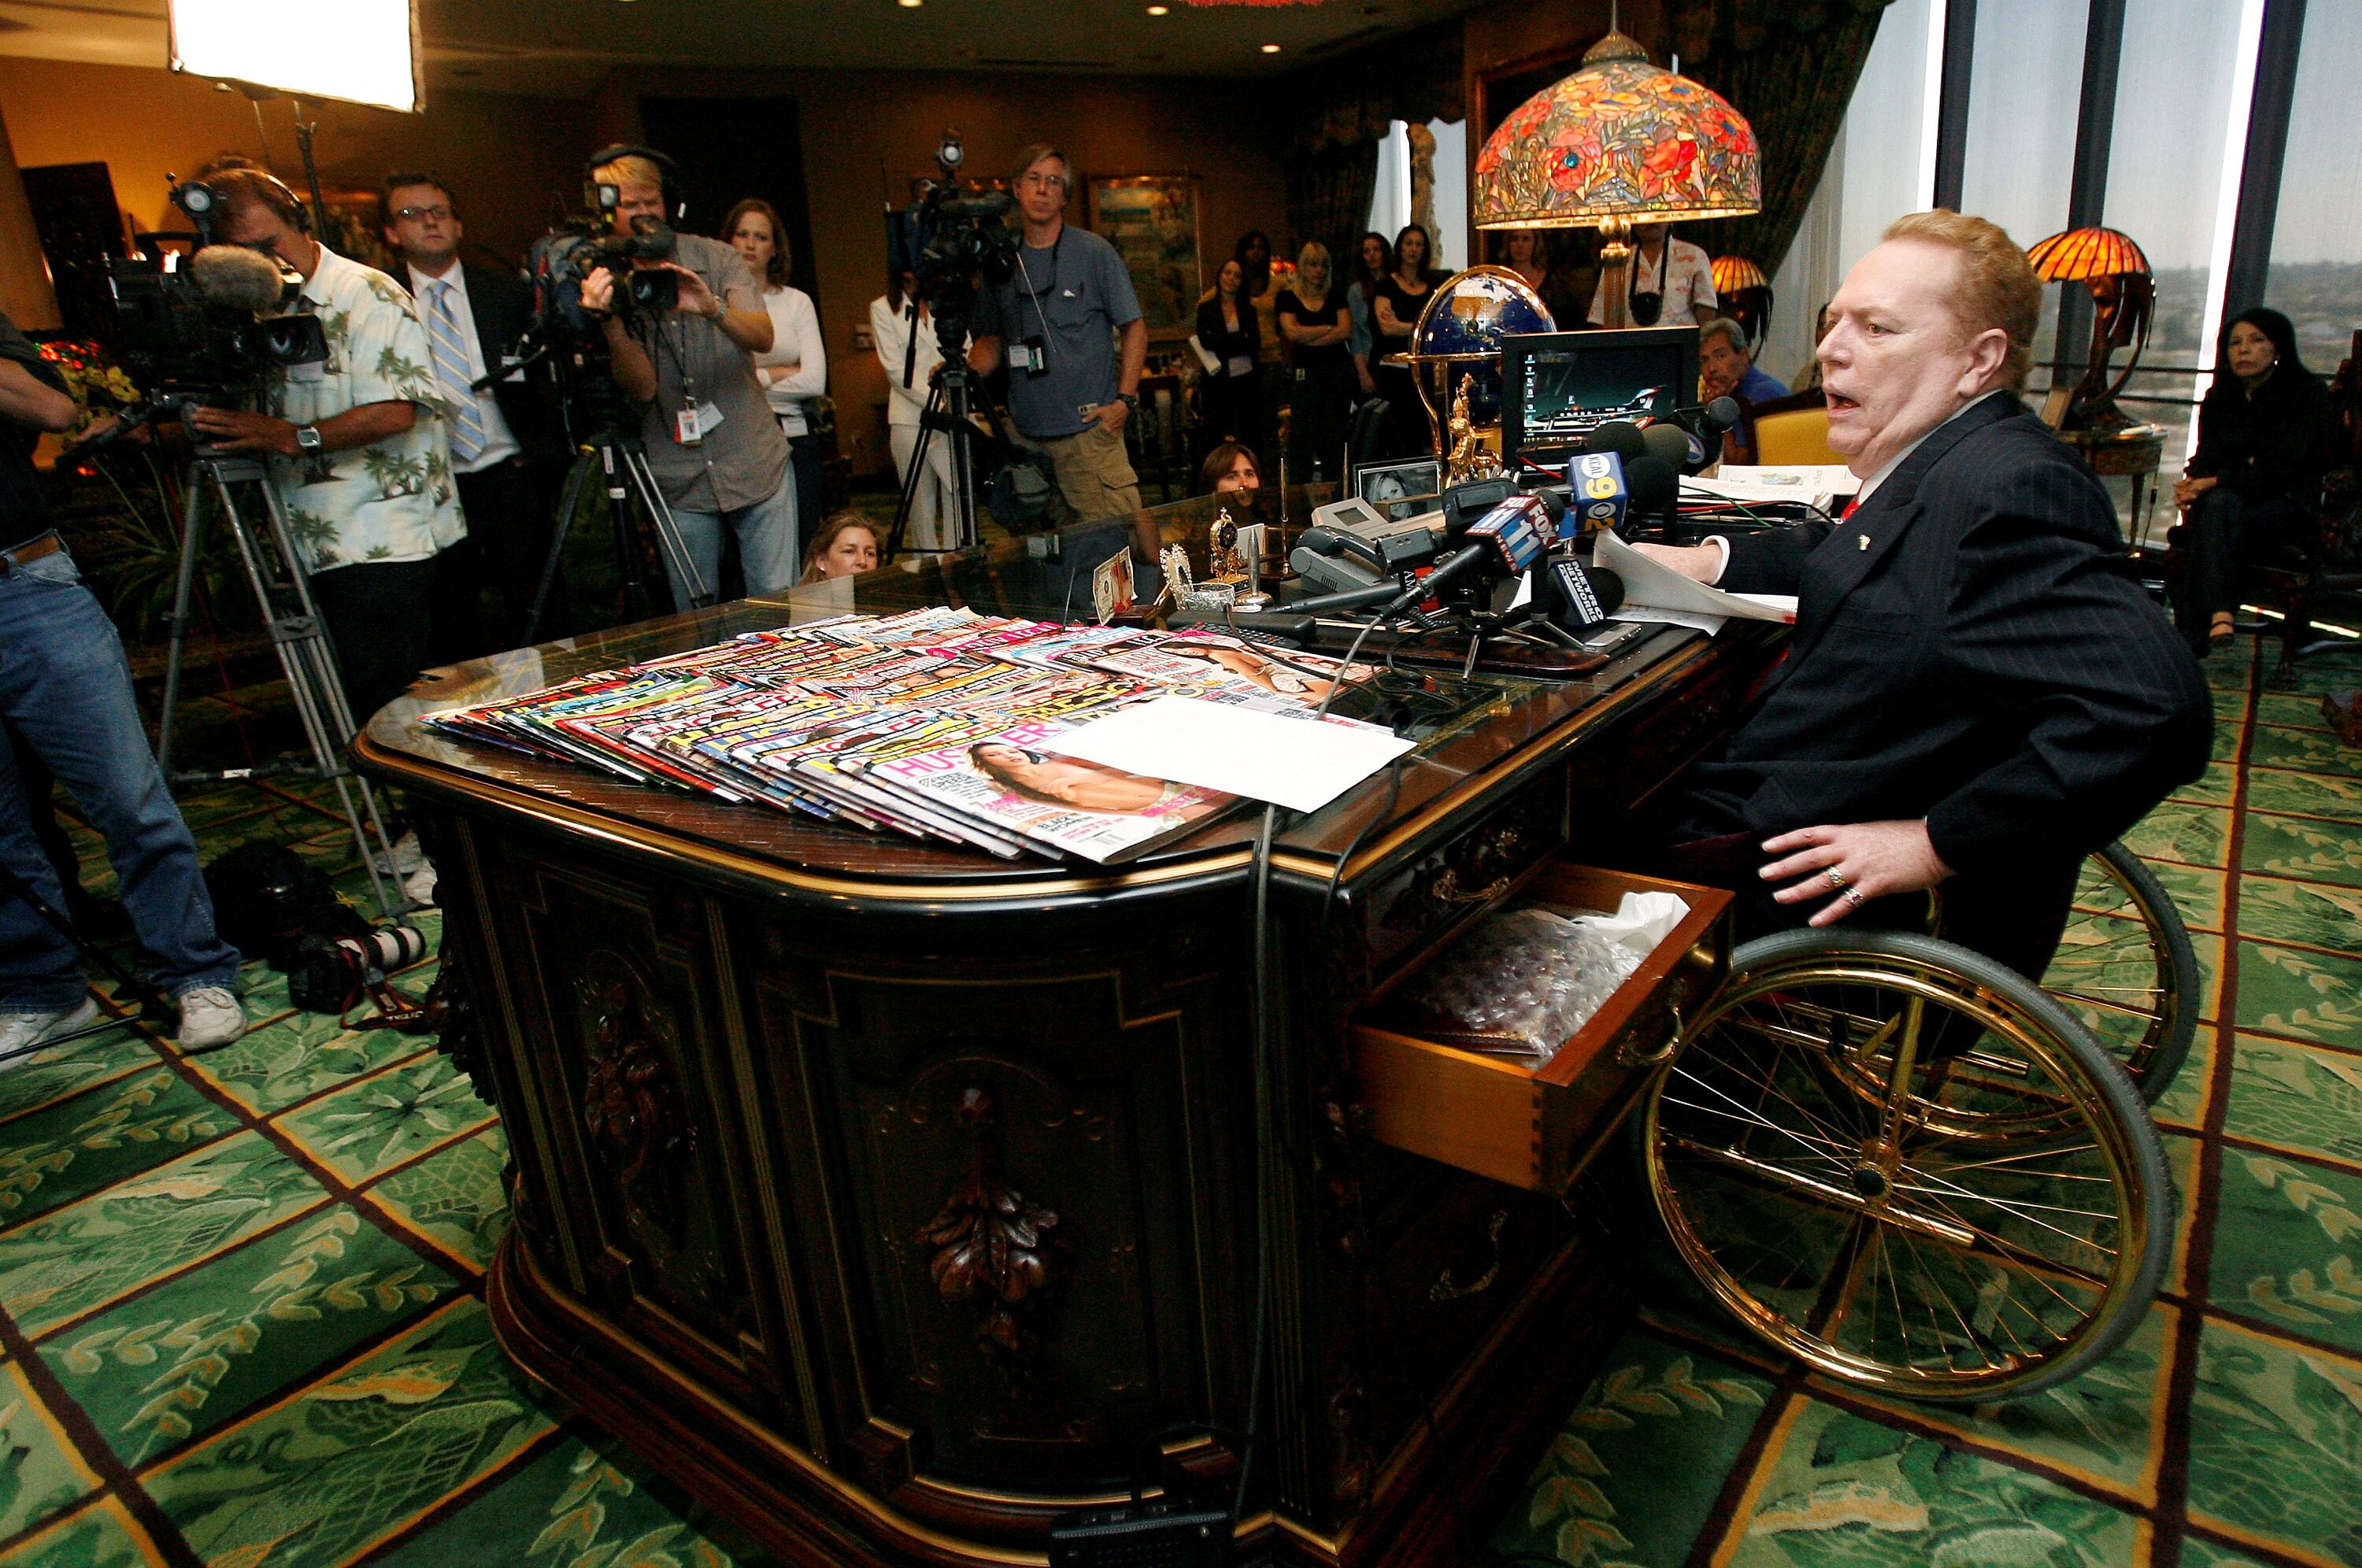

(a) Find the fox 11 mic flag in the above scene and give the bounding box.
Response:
[170,0,422,114]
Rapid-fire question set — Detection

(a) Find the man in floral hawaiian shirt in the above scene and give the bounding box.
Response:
[184,164,468,730]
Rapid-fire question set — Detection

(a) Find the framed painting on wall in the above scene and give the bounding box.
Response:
[1086,174,1202,342]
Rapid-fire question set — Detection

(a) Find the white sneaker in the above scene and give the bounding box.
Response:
[0,998,100,1068]
[402,864,439,908]
[176,986,246,1053]
[371,830,428,876]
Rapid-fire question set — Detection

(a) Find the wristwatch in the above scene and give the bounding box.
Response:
[1116,392,1138,413]
[705,294,727,322]
[294,424,324,457]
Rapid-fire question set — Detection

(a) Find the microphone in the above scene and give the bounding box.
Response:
[1639,421,1692,473]
[1624,455,1679,526]
[1701,395,1741,435]
[1565,449,1629,536]
[189,245,291,312]
[1537,557,1626,631]
[1275,578,1413,617]
[1581,419,1647,460]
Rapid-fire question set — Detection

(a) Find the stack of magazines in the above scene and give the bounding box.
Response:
[426,608,1380,864]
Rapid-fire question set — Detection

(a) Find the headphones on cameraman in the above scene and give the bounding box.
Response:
[583,143,683,220]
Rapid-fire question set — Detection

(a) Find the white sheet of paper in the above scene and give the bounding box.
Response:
[1613,605,1729,636]
[1683,464,1860,515]
[1595,528,1797,624]
[1042,696,1413,814]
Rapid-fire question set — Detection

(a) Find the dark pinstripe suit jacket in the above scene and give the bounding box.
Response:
[1694,394,2211,871]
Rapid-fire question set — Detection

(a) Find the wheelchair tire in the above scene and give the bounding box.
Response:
[1640,928,2171,1403]
[2043,842,2201,1105]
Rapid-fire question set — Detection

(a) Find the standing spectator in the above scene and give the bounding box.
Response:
[1,308,246,1056]
[1194,258,1262,467]
[1346,231,1390,405]
[968,143,1147,523]
[380,170,573,650]
[725,198,827,540]
[1275,242,1354,483]
[1371,224,1441,457]
[183,163,467,728]
[871,267,961,554]
[1501,228,1586,331]
[578,150,795,609]
[1589,222,1717,327]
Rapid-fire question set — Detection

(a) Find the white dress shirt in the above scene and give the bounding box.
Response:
[869,293,951,429]
[754,285,827,437]
[405,261,521,475]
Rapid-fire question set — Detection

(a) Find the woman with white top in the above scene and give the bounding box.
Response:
[869,267,961,554]
[726,198,827,548]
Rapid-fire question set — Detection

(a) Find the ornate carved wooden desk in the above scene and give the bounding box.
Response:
[355,496,1775,1566]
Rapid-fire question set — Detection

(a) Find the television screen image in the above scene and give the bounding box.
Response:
[1502,327,1700,467]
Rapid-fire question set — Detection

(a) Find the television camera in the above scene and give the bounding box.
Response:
[104,179,328,412]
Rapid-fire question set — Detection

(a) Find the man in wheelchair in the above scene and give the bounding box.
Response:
[1631,211,2210,986]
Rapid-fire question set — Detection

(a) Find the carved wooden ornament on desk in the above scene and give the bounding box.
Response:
[917,1083,1062,1363]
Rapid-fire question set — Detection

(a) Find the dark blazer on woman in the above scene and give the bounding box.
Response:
[1195,294,1259,375]
[1697,394,2209,875]
[2186,365,2333,510]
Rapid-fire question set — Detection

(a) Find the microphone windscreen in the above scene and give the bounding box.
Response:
[1626,455,1679,515]
[1640,423,1690,469]
[1589,565,1624,615]
[1704,395,1742,434]
[189,245,289,313]
[1583,419,1647,460]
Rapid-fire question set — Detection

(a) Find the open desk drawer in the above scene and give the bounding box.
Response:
[1352,866,1733,1193]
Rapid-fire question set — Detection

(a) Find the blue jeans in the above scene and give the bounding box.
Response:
[0,538,240,1009]
[661,466,800,612]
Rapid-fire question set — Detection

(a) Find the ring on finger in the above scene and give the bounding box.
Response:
[1843,887,1864,907]
[1824,867,1848,890]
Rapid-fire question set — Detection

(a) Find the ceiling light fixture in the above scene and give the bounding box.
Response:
[1146,4,1169,13]
[1260,43,1281,52]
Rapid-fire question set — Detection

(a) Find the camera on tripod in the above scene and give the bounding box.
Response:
[530,189,683,343]
[887,130,1020,326]
[106,179,329,408]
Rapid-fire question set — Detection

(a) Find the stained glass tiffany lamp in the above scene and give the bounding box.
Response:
[2027,226,2154,433]
[1473,31,1760,329]
[1710,254,1772,347]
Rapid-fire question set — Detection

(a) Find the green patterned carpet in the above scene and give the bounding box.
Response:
[2,642,2360,1566]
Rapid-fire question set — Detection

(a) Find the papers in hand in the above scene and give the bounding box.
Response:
[1595,527,1797,637]
[1043,696,1413,814]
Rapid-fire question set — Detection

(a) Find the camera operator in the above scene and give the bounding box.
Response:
[381,170,574,649]
[967,145,1147,523]
[0,308,246,1056]
[182,164,468,728]
[577,152,799,608]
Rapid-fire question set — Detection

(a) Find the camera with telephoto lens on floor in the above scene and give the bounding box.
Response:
[287,921,429,1025]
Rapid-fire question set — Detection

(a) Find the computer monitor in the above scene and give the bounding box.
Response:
[1501,327,1701,469]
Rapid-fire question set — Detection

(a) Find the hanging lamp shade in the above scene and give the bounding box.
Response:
[2025,227,2150,283]
[1710,254,1768,295]
[1472,31,1760,230]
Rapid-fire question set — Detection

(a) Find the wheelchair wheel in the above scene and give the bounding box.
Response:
[1641,929,2170,1403]
[2041,843,2199,1104]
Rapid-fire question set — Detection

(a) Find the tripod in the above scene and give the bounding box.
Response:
[154,447,405,921]
[881,307,987,563]
[524,427,709,645]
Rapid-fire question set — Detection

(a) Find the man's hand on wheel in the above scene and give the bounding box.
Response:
[1761,819,1953,927]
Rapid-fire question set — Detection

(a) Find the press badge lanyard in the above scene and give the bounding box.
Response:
[1009,228,1067,378]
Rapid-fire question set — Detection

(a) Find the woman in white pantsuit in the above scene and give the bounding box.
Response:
[870,271,962,554]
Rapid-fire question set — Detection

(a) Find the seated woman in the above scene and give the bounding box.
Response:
[2171,308,2334,653]
[799,512,880,583]
[1197,438,1261,500]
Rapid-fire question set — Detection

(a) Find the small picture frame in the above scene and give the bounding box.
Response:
[1353,457,1443,522]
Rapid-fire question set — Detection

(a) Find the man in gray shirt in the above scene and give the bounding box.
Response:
[968,144,1147,523]
[581,150,797,608]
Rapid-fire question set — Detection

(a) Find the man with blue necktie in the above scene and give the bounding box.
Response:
[383,172,572,652]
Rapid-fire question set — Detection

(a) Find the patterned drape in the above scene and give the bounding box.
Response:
[1276,20,1461,260]
[1663,0,1894,275]
[1285,141,1383,265]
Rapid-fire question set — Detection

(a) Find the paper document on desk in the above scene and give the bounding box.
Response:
[1596,528,1797,637]
[1685,464,1860,515]
[1042,695,1412,814]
